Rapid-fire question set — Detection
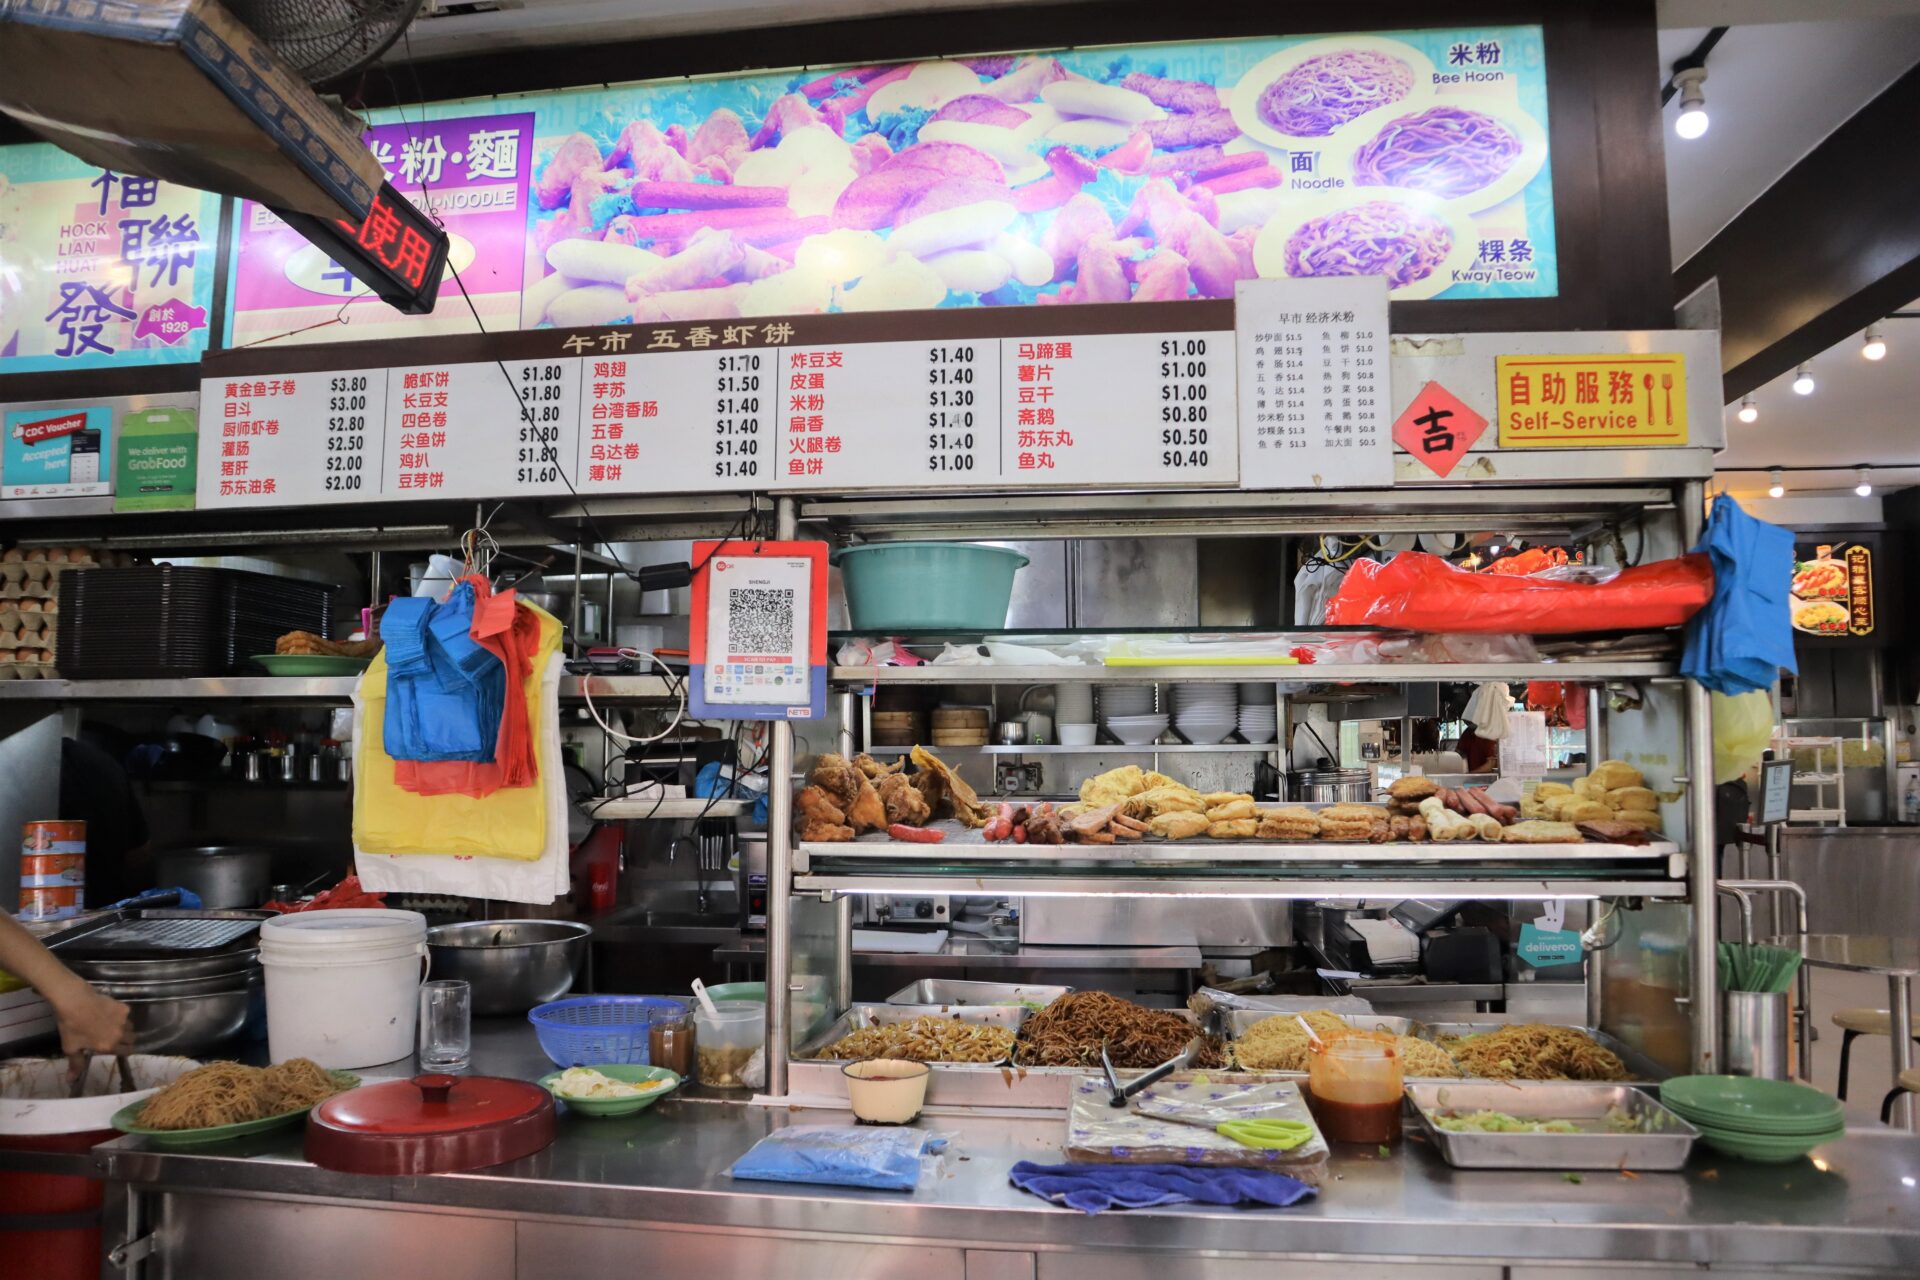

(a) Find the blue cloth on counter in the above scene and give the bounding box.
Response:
[728,1125,946,1191]
[381,584,505,763]
[1682,496,1798,694]
[693,761,770,825]
[1007,1160,1317,1215]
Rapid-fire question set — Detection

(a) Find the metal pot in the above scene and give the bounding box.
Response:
[155,846,274,909]
[70,948,259,982]
[425,920,590,1015]
[1290,768,1374,804]
[89,970,257,999]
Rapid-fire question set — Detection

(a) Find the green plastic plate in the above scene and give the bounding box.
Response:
[111,1071,359,1147]
[252,654,371,676]
[540,1064,681,1116]
[1660,1076,1842,1126]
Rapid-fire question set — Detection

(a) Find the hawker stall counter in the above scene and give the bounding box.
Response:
[59,1019,1920,1279]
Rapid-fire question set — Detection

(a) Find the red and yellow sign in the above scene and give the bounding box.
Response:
[1495,353,1689,447]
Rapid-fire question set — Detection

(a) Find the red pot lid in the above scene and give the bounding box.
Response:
[306,1074,554,1175]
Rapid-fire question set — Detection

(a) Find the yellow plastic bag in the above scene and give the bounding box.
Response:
[352,605,562,859]
[1712,689,1774,785]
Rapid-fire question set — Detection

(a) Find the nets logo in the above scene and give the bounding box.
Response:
[14,412,88,445]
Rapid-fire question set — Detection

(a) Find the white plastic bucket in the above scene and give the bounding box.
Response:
[259,909,429,1069]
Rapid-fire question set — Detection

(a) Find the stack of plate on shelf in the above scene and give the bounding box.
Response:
[1172,683,1237,745]
[931,706,991,747]
[1658,1075,1845,1164]
[1054,684,1095,746]
[871,709,924,748]
[1098,683,1165,745]
[1238,683,1278,744]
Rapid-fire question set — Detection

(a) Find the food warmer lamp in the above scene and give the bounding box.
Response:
[305,1074,556,1175]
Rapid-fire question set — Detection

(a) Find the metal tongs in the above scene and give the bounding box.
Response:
[67,1050,135,1098]
[1101,1034,1206,1108]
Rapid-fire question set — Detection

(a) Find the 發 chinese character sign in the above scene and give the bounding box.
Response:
[0,144,219,372]
[1495,353,1689,448]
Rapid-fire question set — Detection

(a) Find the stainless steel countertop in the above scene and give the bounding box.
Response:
[80,1021,1920,1271]
[1767,933,1920,977]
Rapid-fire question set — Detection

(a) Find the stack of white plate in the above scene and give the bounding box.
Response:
[1173,683,1237,745]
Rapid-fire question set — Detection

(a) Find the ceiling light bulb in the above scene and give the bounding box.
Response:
[1856,468,1873,497]
[1792,364,1815,395]
[1863,324,1887,361]
[1736,396,1758,423]
[1768,469,1784,499]
[1673,67,1709,140]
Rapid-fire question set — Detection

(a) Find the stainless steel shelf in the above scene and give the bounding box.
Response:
[924,742,1280,754]
[582,796,753,820]
[796,834,1679,866]
[831,661,1675,685]
[0,674,681,702]
[794,873,1686,899]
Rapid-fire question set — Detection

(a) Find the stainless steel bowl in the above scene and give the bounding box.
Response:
[89,970,258,999]
[124,979,259,1054]
[426,920,590,1015]
[70,949,260,982]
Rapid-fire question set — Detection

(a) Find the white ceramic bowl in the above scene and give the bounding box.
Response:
[842,1059,930,1124]
[1109,724,1169,745]
[1058,723,1098,747]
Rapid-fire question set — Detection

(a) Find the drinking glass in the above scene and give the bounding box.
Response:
[418,979,472,1071]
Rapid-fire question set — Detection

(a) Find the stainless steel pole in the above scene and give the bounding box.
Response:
[836,689,856,759]
[1892,976,1916,1130]
[1586,683,1605,763]
[1681,479,1719,1074]
[766,496,798,1096]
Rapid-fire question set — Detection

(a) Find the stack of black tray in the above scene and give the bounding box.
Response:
[56,566,337,679]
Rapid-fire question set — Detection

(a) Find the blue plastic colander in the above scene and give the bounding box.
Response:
[528,996,690,1067]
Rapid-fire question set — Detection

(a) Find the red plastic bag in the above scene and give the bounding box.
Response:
[1325,552,1713,635]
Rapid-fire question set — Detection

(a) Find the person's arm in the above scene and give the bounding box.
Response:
[0,912,132,1064]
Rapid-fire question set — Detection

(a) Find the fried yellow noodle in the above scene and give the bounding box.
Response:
[1232,1011,1461,1077]
[820,1015,1015,1063]
[1015,991,1226,1069]
[1440,1024,1629,1082]
[137,1058,345,1130]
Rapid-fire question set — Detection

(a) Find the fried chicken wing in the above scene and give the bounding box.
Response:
[795,785,854,842]
[808,753,864,811]
[854,752,905,779]
[875,772,930,826]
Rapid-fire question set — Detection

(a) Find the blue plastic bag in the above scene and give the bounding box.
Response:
[728,1125,947,1191]
[381,584,505,763]
[1682,496,1797,695]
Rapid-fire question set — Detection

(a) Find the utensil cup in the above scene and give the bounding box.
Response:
[418,979,472,1071]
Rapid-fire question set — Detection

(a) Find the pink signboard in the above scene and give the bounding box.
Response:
[223,113,534,347]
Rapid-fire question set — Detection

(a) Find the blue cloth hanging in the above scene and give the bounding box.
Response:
[1681,496,1798,695]
[382,584,505,763]
[1007,1160,1317,1215]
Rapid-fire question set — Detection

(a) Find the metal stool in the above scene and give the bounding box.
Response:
[1832,1008,1920,1100]
[1880,1067,1920,1124]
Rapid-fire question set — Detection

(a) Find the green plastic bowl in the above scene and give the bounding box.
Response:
[705,982,766,1004]
[1694,1122,1844,1164]
[539,1064,681,1116]
[1660,1076,1843,1128]
[832,542,1029,632]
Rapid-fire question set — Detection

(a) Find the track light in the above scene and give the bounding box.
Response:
[1792,364,1815,395]
[1768,469,1784,499]
[1673,67,1710,140]
[1863,324,1887,361]
[1736,396,1758,423]
[1856,468,1873,498]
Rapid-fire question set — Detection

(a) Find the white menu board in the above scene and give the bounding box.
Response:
[1235,277,1391,490]
[197,326,1239,508]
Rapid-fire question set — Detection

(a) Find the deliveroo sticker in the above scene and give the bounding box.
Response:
[114,407,197,510]
[1517,924,1584,968]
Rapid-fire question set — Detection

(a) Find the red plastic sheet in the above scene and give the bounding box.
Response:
[1325,552,1713,635]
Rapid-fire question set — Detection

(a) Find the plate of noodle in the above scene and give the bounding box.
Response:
[1231,1010,1463,1078]
[111,1059,358,1146]
[1437,1024,1631,1082]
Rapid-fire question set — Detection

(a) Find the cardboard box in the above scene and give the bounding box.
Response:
[0,0,382,220]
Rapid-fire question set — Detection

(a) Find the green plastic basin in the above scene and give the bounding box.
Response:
[833,542,1030,632]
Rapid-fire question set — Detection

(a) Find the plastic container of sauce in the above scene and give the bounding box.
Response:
[1305,1034,1403,1144]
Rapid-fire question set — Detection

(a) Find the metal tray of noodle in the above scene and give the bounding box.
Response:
[1425,1023,1671,1084]
[800,1003,1025,1064]
[1406,1082,1697,1170]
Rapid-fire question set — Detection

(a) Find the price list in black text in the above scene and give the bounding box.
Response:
[1235,276,1391,489]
